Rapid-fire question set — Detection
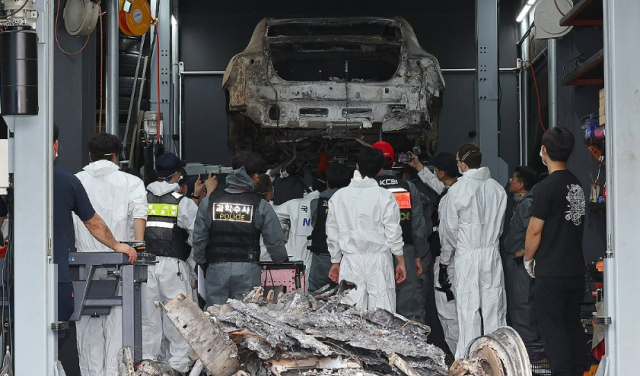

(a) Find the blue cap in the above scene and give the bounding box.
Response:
[155,153,186,173]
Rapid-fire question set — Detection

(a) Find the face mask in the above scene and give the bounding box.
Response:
[458,166,464,175]
[540,149,547,166]
[54,151,58,160]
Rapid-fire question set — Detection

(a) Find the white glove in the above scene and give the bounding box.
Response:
[524,258,536,278]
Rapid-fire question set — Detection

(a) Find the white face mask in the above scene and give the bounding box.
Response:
[540,148,547,166]
[54,151,58,160]
[458,166,464,175]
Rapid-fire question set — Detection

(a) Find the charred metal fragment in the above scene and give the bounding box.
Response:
[163,289,448,375]
[160,295,241,376]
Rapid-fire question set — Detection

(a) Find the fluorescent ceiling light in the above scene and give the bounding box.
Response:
[527,0,537,5]
[171,15,177,26]
[516,4,532,22]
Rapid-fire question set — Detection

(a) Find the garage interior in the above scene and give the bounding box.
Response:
[0,0,637,375]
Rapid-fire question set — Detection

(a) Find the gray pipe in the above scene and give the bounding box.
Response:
[179,68,521,76]
[179,70,226,76]
[106,0,119,136]
[548,38,558,128]
[518,70,524,166]
[522,36,530,165]
[171,6,181,158]
[178,72,183,161]
[441,68,520,73]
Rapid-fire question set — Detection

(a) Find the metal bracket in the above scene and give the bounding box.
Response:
[594,316,612,325]
[0,10,38,29]
[50,321,69,332]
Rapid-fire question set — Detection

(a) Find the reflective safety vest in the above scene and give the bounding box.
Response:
[375,175,413,244]
[145,191,191,260]
[307,197,329,254]
[206,191,262,263]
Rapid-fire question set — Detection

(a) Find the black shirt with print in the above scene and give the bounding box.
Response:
[531,169,585,277]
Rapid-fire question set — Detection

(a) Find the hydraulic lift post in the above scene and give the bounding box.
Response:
[603,0,640,374]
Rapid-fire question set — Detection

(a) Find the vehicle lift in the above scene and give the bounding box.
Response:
[67,243,155,364]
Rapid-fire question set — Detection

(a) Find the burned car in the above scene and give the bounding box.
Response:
[223,17,445,164]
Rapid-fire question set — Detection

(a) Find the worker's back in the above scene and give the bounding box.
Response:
[274,191,320,279]
[73,160,147,251]
[447,167,507,252]
[328,171,402,256]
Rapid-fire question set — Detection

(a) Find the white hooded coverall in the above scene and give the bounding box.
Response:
[142,181,198,372]
[417,167,459,353]
[326,171,404,312]
[440,167,507,357]
[72,160,147,376]
[274,191,320,287]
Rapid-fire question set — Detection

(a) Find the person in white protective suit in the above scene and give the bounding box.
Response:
[142,153,216,373]
[72,133,148,376]
[326,147,406,312]
[408,152,460,355]
[254,174,275,262]
[274,187,320,287]
[442,143,507,357]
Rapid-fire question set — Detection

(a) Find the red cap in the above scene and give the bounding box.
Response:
[371,141,394,163]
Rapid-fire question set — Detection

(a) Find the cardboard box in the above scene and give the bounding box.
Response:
[599,114,606,126]
[599,88,605,100]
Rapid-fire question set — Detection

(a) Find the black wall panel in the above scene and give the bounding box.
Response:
[524,26,605,262]
[178,0,520,168]
[54,29,96,173]
[182,75,231,165]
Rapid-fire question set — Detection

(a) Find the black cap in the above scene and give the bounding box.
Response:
[155,153,186,174]
[429,152,459,177]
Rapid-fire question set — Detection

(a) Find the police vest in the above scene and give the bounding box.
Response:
[429,183,455,258]
[145,191,191,260]
[205,191,261,263]
[375,176,413,244]
[307,197,329,254]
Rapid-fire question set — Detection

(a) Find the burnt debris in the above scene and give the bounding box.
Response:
[162,288,448,376]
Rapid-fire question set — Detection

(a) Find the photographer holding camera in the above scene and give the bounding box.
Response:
[372,141,429,322]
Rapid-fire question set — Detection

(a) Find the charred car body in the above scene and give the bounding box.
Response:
[223,17,445,164]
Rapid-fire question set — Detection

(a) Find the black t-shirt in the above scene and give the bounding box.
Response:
[531,169,585,277]
[0,198,7,217]
[54,167,95,283]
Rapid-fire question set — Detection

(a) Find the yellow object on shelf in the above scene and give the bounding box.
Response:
[119,0,152,37]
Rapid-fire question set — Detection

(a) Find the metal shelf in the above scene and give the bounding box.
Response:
[559,0,603,27]
[563,49,604,86]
